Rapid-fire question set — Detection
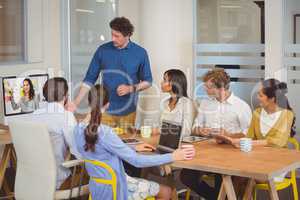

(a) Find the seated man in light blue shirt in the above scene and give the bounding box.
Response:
[27,77,81,188]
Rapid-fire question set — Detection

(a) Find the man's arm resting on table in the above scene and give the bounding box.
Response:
[192,126,211,137]
[226,133,246,138]
[220,128,247,139]
[252,140,267,146]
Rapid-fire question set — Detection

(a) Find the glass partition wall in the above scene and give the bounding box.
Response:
[285,0,300,134]
[0,0,25,63]
[61,0,117,111]
[194,0,265,108]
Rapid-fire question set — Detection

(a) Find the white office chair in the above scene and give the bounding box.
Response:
[9,120,89,200]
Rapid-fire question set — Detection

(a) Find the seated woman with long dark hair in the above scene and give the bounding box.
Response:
[152,69,196,137]
[226,79,295,148]
[74,84,195,200]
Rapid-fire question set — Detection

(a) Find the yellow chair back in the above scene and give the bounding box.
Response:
[85,160,117,200]
[85,160,155,200]
[288,137,299,150]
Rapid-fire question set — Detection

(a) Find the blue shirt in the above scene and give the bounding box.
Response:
[83,41,152,116]
[74,123,173,200]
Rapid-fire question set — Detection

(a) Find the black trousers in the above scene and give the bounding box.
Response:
[180,169,222,200]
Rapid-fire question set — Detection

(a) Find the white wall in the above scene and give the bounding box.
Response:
[118,0,141,43]
[0,0,62,159]
[119,0,194,125]
[0,0,61,77]
[265,0,285,80]
[43,0,61,73]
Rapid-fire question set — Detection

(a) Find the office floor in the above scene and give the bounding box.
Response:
[1,167,299,200]
[148,171,299,200]
[176,181,299,200]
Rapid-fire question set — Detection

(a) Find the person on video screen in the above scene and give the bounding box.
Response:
[10,78,39,113]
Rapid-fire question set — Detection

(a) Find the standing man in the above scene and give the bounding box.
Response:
[72,17,152,130]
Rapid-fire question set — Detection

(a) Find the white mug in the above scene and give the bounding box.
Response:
[240,138,252,152]
[141,126,152,138]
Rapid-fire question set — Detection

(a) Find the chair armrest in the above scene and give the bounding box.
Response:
[62,159,84,168]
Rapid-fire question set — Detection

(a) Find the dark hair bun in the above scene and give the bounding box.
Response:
[278,82,288,95]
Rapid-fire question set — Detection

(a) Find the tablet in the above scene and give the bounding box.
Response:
[182,136,209,143]
[212,134,233,145]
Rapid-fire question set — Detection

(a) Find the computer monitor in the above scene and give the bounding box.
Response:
[0,74,48,119]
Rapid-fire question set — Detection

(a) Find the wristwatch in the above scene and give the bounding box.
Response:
[132,85,137,92]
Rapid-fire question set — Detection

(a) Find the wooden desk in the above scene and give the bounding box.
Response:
[2,128,300,200]
[122,134,300,200]
[122,133,300,199]
[0,129,14,199]
[171,140,300,200]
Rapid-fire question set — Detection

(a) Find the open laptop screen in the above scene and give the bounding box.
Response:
[159,120,182,150]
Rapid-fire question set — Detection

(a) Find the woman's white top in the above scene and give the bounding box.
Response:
[160,97,196,137]
[260,108,286,182]
[260,108,282,137]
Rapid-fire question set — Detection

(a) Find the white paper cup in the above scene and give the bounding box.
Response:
[141,126,152,138]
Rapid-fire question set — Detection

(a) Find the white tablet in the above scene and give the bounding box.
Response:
[182,136,209,143]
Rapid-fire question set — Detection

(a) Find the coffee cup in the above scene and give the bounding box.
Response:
[240,138,252,152]
[181,144,195,160]
[181,144,194,149]
[141,126,152,138]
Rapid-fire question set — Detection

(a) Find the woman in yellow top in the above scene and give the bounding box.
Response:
[226,78,296,148]
[220,78,296,197]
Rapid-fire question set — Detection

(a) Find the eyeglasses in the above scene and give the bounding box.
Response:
[203,83,215,89]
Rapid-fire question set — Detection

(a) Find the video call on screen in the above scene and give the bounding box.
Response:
[2,74,48,116]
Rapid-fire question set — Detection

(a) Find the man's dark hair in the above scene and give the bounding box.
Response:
[109,17,134,37]
[43,77,68,102]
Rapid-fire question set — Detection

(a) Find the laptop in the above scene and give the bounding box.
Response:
[155,120,183,154]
